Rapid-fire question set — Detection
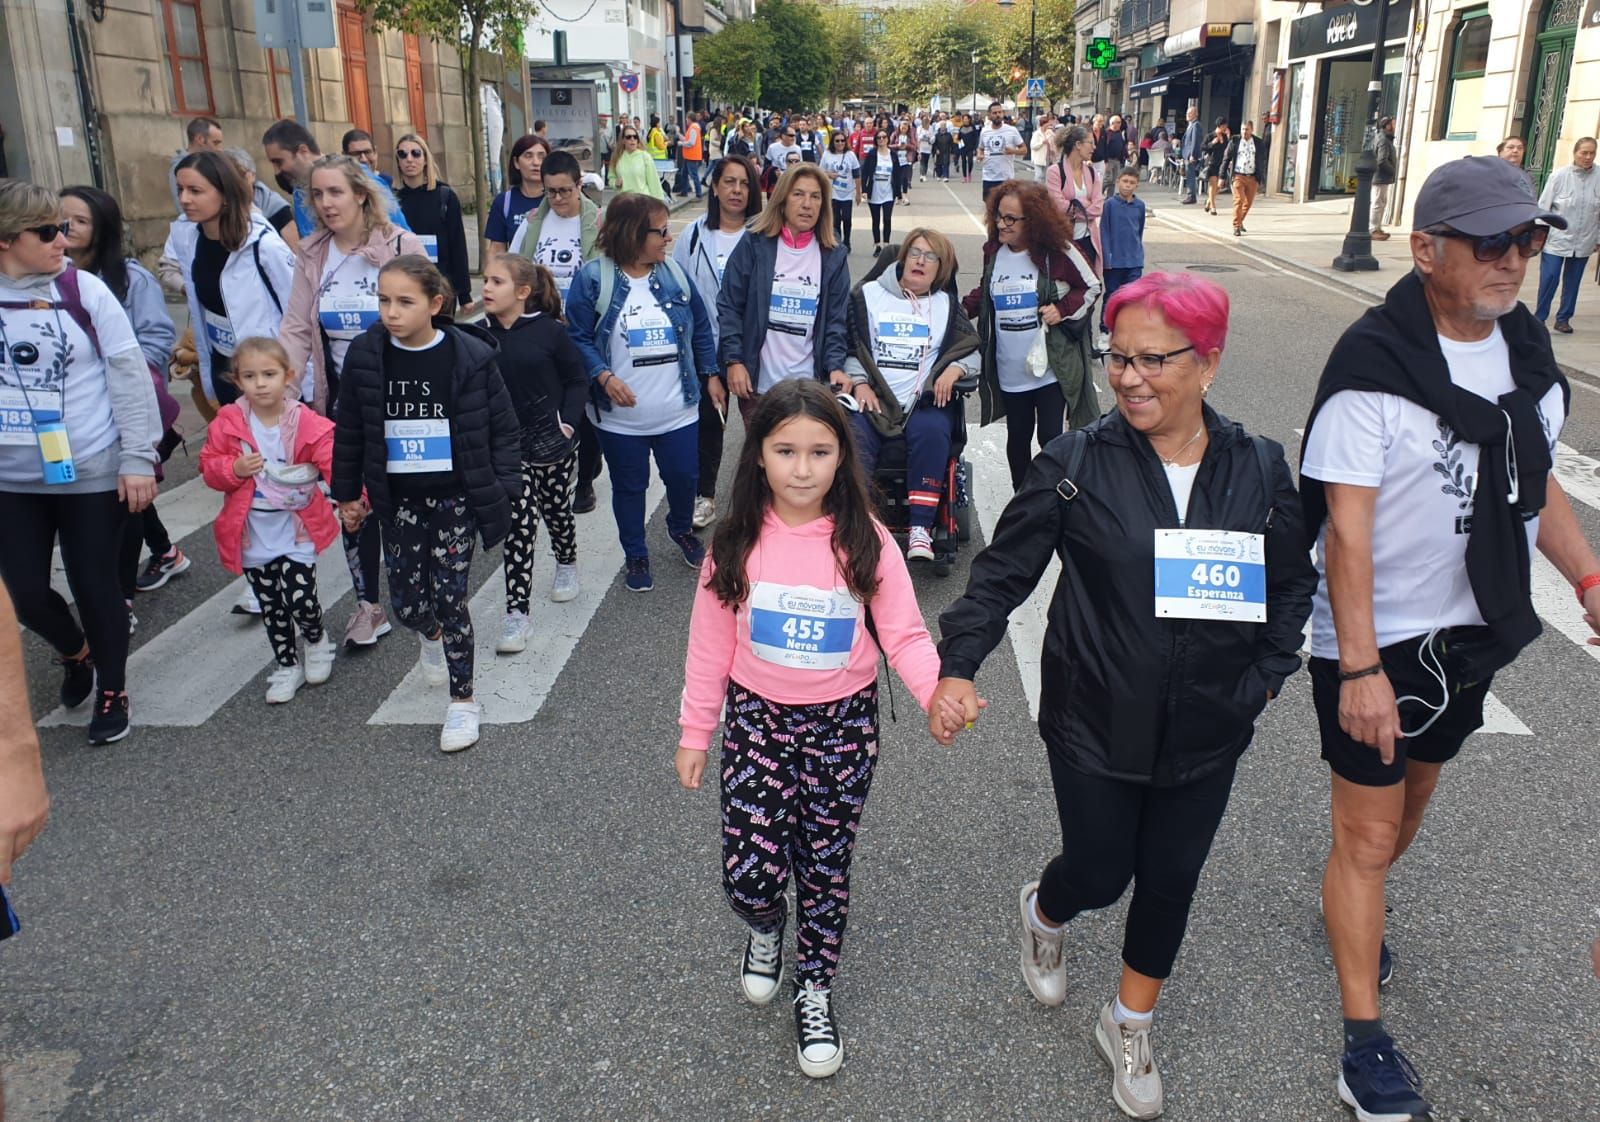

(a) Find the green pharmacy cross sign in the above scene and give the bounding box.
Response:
[1085,38,1118,69]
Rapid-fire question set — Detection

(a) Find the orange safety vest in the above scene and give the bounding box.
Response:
[682,122,703,161]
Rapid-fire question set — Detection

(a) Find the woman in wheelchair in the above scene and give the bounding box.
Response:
[841,228,980,563]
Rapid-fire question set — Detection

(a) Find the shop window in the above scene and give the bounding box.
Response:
[1441,9,1491,140]
[161,0,215,116]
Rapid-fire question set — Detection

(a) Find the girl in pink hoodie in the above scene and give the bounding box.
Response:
[200,337,339,705]
[676,378,943,1080]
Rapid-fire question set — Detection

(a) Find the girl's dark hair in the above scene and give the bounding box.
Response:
[508,134,552,189]
[829,132,849,150]
[707,379,882,609]
[596,192,668,267]
[490,252,561,318]
[984,179,1072,266]
[59,185,130,303]
[175,150,252,251]
[705,155,759,229]
[379,253,455,310]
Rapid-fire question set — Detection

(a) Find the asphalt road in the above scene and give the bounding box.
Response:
[3,175,1599,1122]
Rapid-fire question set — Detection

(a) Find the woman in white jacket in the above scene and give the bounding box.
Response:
[166,151,296,406]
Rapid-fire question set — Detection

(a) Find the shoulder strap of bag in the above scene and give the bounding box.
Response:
[688,221,702,258]
[1054,430,1090,508]
[597,256,617,314]
[252,239,283,313]
[52,267,102,358]
[1251,433,1277,530]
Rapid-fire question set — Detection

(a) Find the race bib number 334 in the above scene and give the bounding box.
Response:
[1153,529,1266,623]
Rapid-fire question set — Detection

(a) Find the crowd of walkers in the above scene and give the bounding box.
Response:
[2,105,1599,1122]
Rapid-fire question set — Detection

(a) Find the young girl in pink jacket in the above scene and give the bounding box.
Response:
[200,337,340,704]
[676,378,944,1080]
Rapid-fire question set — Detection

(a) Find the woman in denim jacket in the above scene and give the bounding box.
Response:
[564,192,719,593]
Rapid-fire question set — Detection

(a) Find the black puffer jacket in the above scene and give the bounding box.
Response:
[331,319,521,548]
[937,406,1318,787]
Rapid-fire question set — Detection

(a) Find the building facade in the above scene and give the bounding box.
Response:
[0,0,519,255]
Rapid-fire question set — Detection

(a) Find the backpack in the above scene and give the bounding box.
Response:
[0,267,106,359]
[595,255,692,315]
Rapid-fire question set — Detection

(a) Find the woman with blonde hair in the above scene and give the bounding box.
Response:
[608,125,666,201]
[394,133,472,313]
[279,153,427,650]
[717,163,851,423]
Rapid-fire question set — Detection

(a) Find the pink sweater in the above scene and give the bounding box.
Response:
[678,510,942,750]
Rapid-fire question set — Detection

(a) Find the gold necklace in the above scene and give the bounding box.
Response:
[1158,426,1205,468]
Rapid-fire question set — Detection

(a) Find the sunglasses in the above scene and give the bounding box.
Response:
[647,224,672,239]
[396,148,425,159]
[1438,225,1548,263]
[22,223,66,242]
[623,133,639,140]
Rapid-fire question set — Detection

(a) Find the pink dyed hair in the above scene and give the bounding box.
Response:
[1104,272,1230,357]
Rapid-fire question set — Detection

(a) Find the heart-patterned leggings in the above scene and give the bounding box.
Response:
[244,557,325,667]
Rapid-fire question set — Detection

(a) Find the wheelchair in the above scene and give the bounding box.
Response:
[857,373,979,577]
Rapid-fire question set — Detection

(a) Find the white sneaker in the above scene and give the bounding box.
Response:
[302,634,336,685]
[906,526,935,562]
[550,563,580,603]
[126,601,137,636]
[264,662,305,703]
[1018,881,1067,1006]
[496,611,531,654]
[793,982,844,1078]
[692,495,717,529]
[439,700,481,752]
[232,587,263,616]
[1094,1000,1164,1119]
[419,633,448,685]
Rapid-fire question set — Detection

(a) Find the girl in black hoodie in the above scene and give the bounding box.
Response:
[481,253,588,652]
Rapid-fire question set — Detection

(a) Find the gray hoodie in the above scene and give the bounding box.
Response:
[0,267,161,493]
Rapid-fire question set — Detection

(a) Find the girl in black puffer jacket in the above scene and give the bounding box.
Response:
[331,255,520,753]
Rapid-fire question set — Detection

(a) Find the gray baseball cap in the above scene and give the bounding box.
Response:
[1413,155,1566,234]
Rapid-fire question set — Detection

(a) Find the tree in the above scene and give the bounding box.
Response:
[876,1,991,107]
[989,0,1076,113]
[354,0,532,260]
[752,0,830,111]
[694,20,775,108]
[817,3,877,109]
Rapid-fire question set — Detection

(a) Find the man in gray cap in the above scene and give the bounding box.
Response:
[1298,155,1600,1121]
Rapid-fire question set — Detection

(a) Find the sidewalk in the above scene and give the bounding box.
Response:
[1149,190,1600,384]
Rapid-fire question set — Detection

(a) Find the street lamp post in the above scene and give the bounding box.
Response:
[1332,0,1391,272]
[995,0,1039,129]
[971,50,978,117]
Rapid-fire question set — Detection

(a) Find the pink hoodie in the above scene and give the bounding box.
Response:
[678,509,942,751]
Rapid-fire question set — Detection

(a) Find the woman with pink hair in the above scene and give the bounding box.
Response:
[930,272,1318,1120]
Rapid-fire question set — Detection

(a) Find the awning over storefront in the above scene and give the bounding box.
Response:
[1129,77,1170,101]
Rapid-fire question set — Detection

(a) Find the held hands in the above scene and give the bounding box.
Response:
[600,372,637,408]
[1338,670,1404,765]
[675,747,707,790]
[338,499,369,534]
[927,676,988,746]
[726,362,754,400]
[233,451,264,479]
[932,367,962,408]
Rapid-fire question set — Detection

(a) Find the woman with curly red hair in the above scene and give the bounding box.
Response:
[962,179,1102,489]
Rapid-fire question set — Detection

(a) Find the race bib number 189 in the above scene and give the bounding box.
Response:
[1153,529,1267,623]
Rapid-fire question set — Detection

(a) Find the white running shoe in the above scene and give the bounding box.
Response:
[302,634,336,685]
[232,587,263,616]
[439,700,481,753]
[550,563,580,603]
[265,663,305,704]
[126,600,137,636]
[497,611,531,654]
[692,495,717,529]
[1018,880,1067,1006]
[419,633,448,685]
[906,526,935,562]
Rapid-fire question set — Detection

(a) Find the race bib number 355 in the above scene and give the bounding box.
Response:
[748,582,860,670]
[1153,529,1267,623]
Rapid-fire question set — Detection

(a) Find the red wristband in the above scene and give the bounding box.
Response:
[1578,573,1600,603]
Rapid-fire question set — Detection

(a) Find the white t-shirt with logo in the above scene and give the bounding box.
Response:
[1302,325,1566,658]
[861,282,946,408]
[595,280,695,437]
[243,411,315,569]
[317,247,380,375]
[868,152,896,204]
[531,212,584,307]
[820,151,860,203]
[981,123,1025,182]
[758,239,823,392]
[990,246,1047,392]
[711,229,745,285]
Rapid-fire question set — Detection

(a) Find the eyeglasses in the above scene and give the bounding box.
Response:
[623,133,639,140]
[396,148,424,159]
[783,133,796,139]
[1437,225,1548,263]
[1103,346,1194,375]
[647,224,672,239]
[996,213,1025,227]
[546,185,576,198]
[21,223,66,242]
[905,248,942,265]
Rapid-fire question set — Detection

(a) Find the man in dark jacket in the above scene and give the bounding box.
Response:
[1370,116,1399,239]
[1300,155,1598,1122]
[1222,120,1268,236]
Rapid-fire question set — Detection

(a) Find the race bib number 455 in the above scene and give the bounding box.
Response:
[748,582,860,670]
[1153,529,1266,623]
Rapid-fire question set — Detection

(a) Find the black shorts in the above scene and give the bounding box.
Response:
[1310,627,1496,788]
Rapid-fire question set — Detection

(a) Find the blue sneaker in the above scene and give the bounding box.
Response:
[669,530,706,568]
[1378,940,1394,988]
[1338,1034,1432,1122]
[625,556,654,593]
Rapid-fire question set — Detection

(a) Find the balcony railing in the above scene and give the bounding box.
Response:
[1118,0,1170,38]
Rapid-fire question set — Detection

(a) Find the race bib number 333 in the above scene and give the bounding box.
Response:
[1153,529,1266,623]
[748,582,860,670]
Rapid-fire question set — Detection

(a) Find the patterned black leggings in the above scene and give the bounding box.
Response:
[504,453,577,614]
[243,557,325,667]
[720,680,879,990]
[383,495,476,699]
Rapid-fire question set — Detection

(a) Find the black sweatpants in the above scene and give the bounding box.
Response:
[244,557,325,666]
[831,199,854,248]
[696,391,725,500]
[342,520,383,607]
[869,201,894,245]
[119,503,174,599]
[1000,382,1066,491]
[0,489,130,692]
[1036,755,1237,981]
[577,415,604,489]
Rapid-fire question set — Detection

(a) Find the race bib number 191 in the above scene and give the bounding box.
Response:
[1153,529,1267,623]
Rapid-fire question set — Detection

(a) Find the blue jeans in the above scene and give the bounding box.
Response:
[1102,266,1143,329]
[1536,252,1588,324]
[595,421,698,560]
[850,405,955,529]
[683,159,703,197]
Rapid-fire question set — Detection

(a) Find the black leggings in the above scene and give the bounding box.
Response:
[244,557,325,666]
[894,164,912,199]
[1036,755,1237,980]
[0,489,130,692]
[1000,381,1066,491]
[832,198,854,247]
[959,150,975,177]
[919,152,931,176]
[696,390,725,499]
[504,454,578,613]
[342,520,383,607]
[119,503,174,599]
[869,201,894,245]
[577,415,604,489]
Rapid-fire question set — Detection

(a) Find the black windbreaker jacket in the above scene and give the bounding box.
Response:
[937,406,1318,786]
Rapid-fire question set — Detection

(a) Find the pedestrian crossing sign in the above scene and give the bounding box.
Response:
[1025,77,1045,100]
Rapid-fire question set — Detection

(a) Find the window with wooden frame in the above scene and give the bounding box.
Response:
[1441,8,1491,140]
[268,48,297,120]
[161,0,215,116]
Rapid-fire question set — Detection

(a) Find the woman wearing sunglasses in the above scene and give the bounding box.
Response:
[0,178,163,746]
[486,134,551,260]
[608,127,666,202]
[394,134,472,313]
[858,130,898,253]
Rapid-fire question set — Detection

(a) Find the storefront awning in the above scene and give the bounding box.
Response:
[1129,77,1170,101]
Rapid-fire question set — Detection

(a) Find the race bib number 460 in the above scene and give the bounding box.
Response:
[1153,529,1266,623]
[748,582,860,670]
